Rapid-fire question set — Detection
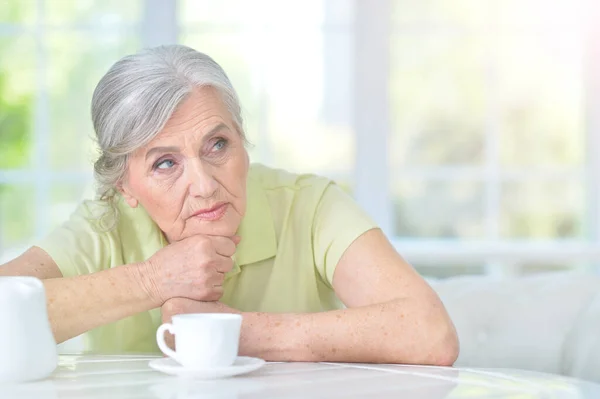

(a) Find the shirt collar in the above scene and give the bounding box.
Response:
[233,172,277,266]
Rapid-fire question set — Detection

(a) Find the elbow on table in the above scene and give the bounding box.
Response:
[380,320,459,366]
[431,327,460,366]
[419,295,460,367]
[382,327,459,366]
[387,311,460,367]
[425,318,460,367]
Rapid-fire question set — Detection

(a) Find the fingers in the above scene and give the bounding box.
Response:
[163,331,175,350]
[209,236,238,257]
[213,254,234,274]
[155,234,239,302]
[199,272,224,301]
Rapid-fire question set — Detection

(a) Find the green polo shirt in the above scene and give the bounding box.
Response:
[38,163,377,353]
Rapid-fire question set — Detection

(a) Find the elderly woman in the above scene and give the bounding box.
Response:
[1,44,458,365]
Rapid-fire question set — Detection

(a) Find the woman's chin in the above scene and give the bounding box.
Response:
[184,216,241,238]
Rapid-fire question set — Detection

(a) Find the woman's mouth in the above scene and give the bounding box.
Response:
[191,203,229,221]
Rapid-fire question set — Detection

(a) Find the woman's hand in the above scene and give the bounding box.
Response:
[141,235,241,305]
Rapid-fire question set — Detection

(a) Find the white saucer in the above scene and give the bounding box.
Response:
[148,356,265,379]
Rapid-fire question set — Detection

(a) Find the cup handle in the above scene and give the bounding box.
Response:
[156,323,178,361]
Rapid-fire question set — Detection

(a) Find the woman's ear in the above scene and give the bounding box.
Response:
[118,181,139,208]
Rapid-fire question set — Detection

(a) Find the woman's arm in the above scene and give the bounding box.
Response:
[162,229,459,365]
[0,234,239,344]
[0,247,158,344]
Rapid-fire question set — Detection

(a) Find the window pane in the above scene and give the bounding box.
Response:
[496,0,587,30]
[46,0,141,26]
[391,0,488,27]
[49,183,88,231]
[179,0,333,28]
[47,34,139,171]
[498,34,585,167]
[0,1,36,25]
[500,181,584,238]
[390,35,486,168]
[0,184,35,251]
[0,36,35,169]
[265,29,354,176]
[394,180,484,238]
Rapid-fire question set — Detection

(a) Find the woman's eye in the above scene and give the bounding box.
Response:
[156,159,175,170]
[212,139,227,151]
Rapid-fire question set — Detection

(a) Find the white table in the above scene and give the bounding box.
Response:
[4,354,600,398]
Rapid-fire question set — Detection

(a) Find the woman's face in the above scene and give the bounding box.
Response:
[120,87,249,242]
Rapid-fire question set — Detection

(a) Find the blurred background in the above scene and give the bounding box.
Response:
[0,0,599,279]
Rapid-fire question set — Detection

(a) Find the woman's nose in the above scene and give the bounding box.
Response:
[187,162,219,198]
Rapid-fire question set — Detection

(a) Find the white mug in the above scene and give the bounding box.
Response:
[0,276,58,383]
[157,313,242,369]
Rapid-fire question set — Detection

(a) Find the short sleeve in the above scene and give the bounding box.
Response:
[312,183,378,288]
[35,201,113,278]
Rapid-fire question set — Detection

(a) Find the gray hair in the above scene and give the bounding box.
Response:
[91,44,246,216]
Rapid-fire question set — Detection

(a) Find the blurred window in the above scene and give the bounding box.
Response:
[1,0,598,277]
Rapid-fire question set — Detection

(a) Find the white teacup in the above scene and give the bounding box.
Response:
[156,313,242,369]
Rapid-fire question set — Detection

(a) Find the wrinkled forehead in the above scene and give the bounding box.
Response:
[131,87,236,155]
